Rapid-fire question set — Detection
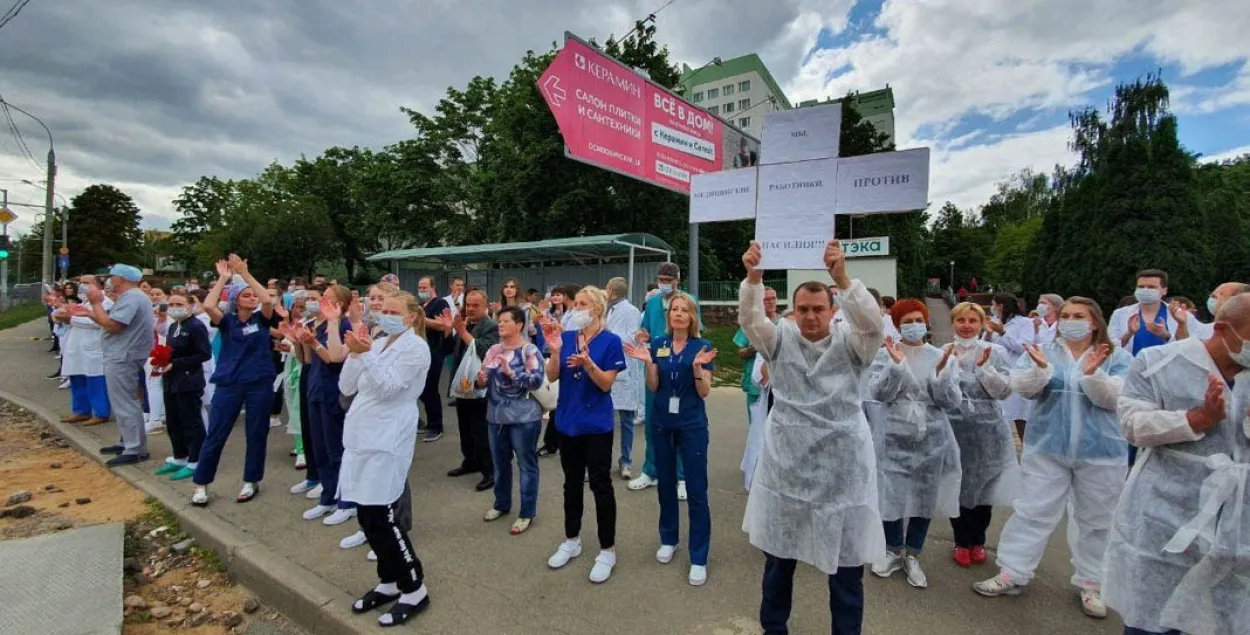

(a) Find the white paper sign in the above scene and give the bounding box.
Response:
[760,104,842,166]
[754,158,839,270]
[834,147,930,214]
[689,168,759,222]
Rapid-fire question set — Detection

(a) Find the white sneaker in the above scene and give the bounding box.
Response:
[903,555,928,588]
[589,550,616,584]
[367,550,377,562]
[190,486,209,506]
[620,466,633,480]
[58,378,70,390]
[689,564,707,586]
[1080,588,1107,619]
[872,551,903,578]
[305,484,323,500]
[323,508,357,526]
[302,504,334,521]
[289,480,315,495]
[628,474,657,491]
[656,544,677,564]
[269,415,282,428]
[677,480,688,501]
[547,539,582,569]
[339,530,367,549]
[973,571,1025,597]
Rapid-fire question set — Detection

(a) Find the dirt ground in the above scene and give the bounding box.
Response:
[0,400,305,635]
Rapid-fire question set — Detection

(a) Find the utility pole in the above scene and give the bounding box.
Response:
[42,147,57,283]
[1,188,9,309]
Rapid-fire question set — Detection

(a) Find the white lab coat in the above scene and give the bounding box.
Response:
[741,359,769,491]
[1184,314,1215,341]
[196,312,217,428]
[991,315,1036,421]
[868,342,964,521]
[337,330,430,506]
[739,278,886,574]
[61,300,112,377]
[605,299,643,413]
[1108,303,1181,351]
[1104,338,1250,635]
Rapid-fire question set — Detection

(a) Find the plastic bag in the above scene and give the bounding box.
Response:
[450,340,487,399]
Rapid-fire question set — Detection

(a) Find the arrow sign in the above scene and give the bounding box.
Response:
[542,75,566,108]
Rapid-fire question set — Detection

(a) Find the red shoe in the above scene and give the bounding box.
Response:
[970,545,988,565]
[953,547,972,568]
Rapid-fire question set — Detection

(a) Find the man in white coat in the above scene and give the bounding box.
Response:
[57,275,113,425]
[1105,291,1250,635]
[738,237,884,635]
[604,277,643,479]
[1176,281,1250,342]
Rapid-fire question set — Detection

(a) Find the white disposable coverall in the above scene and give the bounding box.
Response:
[868,342,963,521]
[994,340,1132,589]
[738,278,885,574]
[1104,338,1250,635]
[741,359,768,491]
[949,340,1021,509]
[991,315,1037,422]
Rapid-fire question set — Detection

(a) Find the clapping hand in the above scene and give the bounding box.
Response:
[1189,374,1226,434]
[1080,343,1111,376]
[344,325,372,354]
[541,317,563,352]
[935,344,957,373]
[1145,316,1169,339]
[883,336,904,363]
[451,313,467,336]
[693,346,718,367]
[86,287,105,306]
[1127,313,1141,335]
[347,298,364,327]
[320,295,342,321]
[566,350,594,369]
[227,254,249,276]
[1169,301,1190,324]
[976,346,992,368]
[1024,343,1048,369]
[273,303,289,321]
[623,343,651,363]
[433,308,454,331]
[215,260,230,279]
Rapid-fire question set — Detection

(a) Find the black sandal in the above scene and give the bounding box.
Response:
[352,590,400,614]
[379,596,430,628]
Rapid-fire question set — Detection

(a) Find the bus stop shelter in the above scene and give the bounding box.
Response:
[366,233,674,307]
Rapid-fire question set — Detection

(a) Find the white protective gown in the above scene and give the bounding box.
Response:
[738,278,885,574]
[605,299,643,414]
[868,342,963,521]
[991,315,1036,421]
[995,340,1132,588]
[61,300,111,377]
[948,340,1021,509]
[741,358,769,491]
[1104,338,1250,635]
[337,330,430,505]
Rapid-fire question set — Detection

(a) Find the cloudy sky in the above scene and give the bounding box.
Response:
[0,0,1247,236]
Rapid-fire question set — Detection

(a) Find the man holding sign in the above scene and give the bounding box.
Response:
[738,237,884,635]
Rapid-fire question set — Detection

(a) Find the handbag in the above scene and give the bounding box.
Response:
[531,376,558,412]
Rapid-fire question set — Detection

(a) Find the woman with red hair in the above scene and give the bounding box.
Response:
[868,298,964,589]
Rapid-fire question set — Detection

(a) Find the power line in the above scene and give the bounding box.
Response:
[0,0,33,31]
[0,93,43,171]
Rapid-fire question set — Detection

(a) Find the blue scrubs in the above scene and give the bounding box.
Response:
[1127,307,1170,466]
[639,293,701,481]
[194,309,277,485]
[307,318,353,509]
[648,335,713,565]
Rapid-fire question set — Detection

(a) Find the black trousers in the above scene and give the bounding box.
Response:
[559,431,616,549]
[761,554,863,635]
[357,501,424,593]
[542,411,563,452]
[164,388,205,463]
[455,398,491,477]
[419,352,444,433]
[269,350,285,416]
[298,364,319,482]
[950,505,994,548]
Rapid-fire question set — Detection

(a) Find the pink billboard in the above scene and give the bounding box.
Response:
[538,33,739,194]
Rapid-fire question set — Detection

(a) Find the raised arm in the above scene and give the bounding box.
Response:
[227,254,273,320]
[738,241,777,360]
[203,260,230,324]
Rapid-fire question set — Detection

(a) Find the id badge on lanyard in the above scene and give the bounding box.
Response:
[668,345,683,414]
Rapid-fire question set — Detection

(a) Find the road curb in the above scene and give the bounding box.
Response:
[0,388,376,635]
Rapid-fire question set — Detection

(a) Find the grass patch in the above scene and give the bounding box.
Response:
[0,301,46,331]
[703,325,745,388]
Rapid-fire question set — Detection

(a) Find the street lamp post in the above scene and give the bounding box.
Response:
[4,101,56,284]
[24,180,68,277]
[949,261,955,293]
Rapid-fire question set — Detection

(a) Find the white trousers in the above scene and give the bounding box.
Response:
[996,452,1126,589]
[143,360,165,431]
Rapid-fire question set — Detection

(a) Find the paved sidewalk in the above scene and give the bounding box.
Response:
[0,319,1123,634]
[0,523,124,635]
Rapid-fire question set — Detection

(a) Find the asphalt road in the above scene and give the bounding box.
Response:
[0,318,1124,634]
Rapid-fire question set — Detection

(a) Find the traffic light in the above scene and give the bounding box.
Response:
[0,235,9,260]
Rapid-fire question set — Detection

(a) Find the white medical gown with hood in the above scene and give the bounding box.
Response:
[868,342,963,521]
[738,278,885,574]
[1104,338,1250,635]
[949,340,1021,508]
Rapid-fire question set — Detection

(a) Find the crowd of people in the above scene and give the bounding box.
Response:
[36,243,1246,635]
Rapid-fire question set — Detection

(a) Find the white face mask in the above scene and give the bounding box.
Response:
[1058,319,1092,342]
[955,336,980,348]
[900,323,928,343]
[567,309,593,331]
[1135,288,1162,305]
[167,307,190,321]
[658,283,674,296]
[217,301,229,312]
[1036,304,1049,318]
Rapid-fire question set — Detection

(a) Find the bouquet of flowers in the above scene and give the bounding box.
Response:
[149,344,173,377]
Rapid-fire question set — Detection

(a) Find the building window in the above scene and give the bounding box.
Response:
[739,117,751,128]
[723,84,735,96]
[707,105,719,115]
[693,91,703,103]
[739,98,750,111]
[707,88,719,99]
[739,80,751,92]
[724,102,735,113]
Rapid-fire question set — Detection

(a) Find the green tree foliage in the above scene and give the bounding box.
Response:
[61,184,143,273]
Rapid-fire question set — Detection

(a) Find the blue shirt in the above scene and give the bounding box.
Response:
[555,330,626,437]
[648,336,714,430]
[308,319,352,403]
[1130,307,1169,356]
[210,310,277,387]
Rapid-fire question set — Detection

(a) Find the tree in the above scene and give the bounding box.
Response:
[170,176,237,274]
[64,184,143,274]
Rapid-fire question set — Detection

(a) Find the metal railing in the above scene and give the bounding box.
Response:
[695,279,787,306]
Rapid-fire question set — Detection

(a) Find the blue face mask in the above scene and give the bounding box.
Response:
[378,314,407,336]
[900,323,928,343]
[1208,297,1219,316]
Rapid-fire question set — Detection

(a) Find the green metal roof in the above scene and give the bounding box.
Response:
[366,233,674,265]
[798,87,895,117]
[678,53,792,110]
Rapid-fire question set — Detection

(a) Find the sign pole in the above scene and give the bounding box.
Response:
[688,223,699,297]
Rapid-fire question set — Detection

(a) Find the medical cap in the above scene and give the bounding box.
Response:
[108,264,143,282]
